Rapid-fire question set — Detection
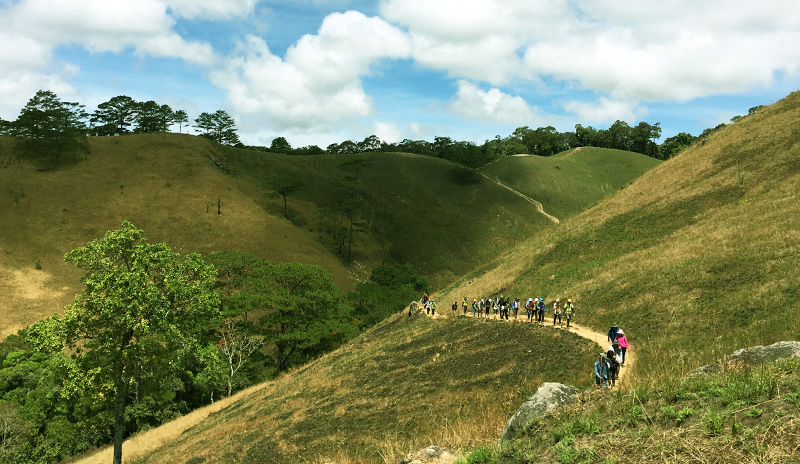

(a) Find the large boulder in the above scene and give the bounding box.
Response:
[692,341,800,376]
[500,382,580,443]
[399,446,455,464]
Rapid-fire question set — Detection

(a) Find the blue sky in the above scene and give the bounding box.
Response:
[1,0,799,148]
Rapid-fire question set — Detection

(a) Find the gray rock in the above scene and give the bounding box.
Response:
[692,341,800,377]
[399,445,455,464]
[500,382,580,443]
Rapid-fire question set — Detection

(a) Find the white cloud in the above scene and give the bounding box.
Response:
[448,80,534,124]
[166,0,259,20]
[561,98,647,125]
[0,0,219,118]
[213,11,412,132]
[372,122,402,144]
[380,0,800,101]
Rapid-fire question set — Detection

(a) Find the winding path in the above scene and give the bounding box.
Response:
[427,308,636,387]
[476,171,560,224]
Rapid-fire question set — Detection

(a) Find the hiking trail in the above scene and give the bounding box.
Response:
[425,307,636,387]
[476,171,560,224]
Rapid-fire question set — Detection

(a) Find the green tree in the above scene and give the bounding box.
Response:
[27,221,220,464]
[9,90,88,169]
[91,95,138,135]
[270,136,292,153]
[258,262,356,371]
[194,110,240,146]
[172,109,189,133]
[265,175,304,220]
[134,101,172,133]
[659,132,697,159]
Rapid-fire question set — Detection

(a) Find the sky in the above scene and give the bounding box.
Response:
[1,0,799,149]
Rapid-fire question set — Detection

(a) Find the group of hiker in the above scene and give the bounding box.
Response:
[421,293,632,389]
[448,295,576,327]
[594,324,630,388]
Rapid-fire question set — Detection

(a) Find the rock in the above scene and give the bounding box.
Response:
[692,341,800,377]
[399,446,455,464]
[500,382,580,443]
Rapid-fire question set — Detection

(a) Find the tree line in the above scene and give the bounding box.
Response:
[0,89,765,171]
[0,222,424,463]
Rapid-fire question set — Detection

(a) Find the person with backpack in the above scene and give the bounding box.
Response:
[562,298,574,327]
[537,298,546,323]
[484,298,491,317]
[430,300,436,315]
[513,298,520,319]
[616,329,629,366]
[451,301,458,316]
[606,349,620,387]
[526,298,534,322]
[607,324,619,342]
[594,354,609,387]
[553,298,562,327]
[462,297,468,316]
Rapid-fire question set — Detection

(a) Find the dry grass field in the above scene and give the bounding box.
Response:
[0,134,352,338]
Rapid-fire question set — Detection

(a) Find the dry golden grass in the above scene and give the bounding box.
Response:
[0,134,353,338]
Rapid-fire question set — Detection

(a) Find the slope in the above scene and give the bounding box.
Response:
[0,134,351,338]
[440,90,800,382]
[481,147,662,220]
[209,149,556,287]
[75,313,598,464]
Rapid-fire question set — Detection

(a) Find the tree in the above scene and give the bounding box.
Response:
[91,95,138,135]
[270,136,292,153]
[9,90,88,169]
[172,110,189,133]
[659,132,697,159]
[216,319,264,397]
[265,175,304,220]
[27,221,220,464]
[257,262,356,371]
[358,134,382,152]
[194,110,240,146]
[134,101,172,133]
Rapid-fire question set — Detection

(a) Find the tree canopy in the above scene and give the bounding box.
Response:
[27,221,220,464]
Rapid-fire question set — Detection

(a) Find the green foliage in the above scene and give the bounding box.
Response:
[8,90,88,169]
[369,263,427,292]
[676,407,694,424]
[460,444,498,464]
[194,110,241,146]
[25,221,220,464]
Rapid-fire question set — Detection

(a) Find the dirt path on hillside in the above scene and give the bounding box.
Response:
[423,308,636,387]
[475,171,560,224]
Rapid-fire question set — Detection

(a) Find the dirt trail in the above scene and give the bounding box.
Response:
[476,171,560,224]
[422,307,636,387]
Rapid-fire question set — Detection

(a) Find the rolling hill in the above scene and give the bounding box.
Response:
[0,135,657,339]
[79,90,800,463]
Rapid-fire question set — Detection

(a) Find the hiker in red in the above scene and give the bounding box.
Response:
[616,329,629,366]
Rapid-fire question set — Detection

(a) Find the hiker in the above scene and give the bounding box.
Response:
[421,293,429,304]
[607,324,619,342]
[594,354,609,387]
[526,298,534,322]
[462,297,468,316]
[606,350,620,387]
[430,300,436,315]
[484,298,491,317]
[610,340,621,359]
[563,298,574,327]
[537,298,546,323]
[513,298,520,319]
[425,300,431,315]
[472,299,478,317]
[451,301,457,316]
[616,329,629,366]
[493,298,499,318]
[553,298,562,327]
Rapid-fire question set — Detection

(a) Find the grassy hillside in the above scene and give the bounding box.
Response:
[0,134,351,338]
[209,149,557,286]
[440,90,800,382]
[481,147,662,220]
[74,314,597,464]
[464,357,800,463]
